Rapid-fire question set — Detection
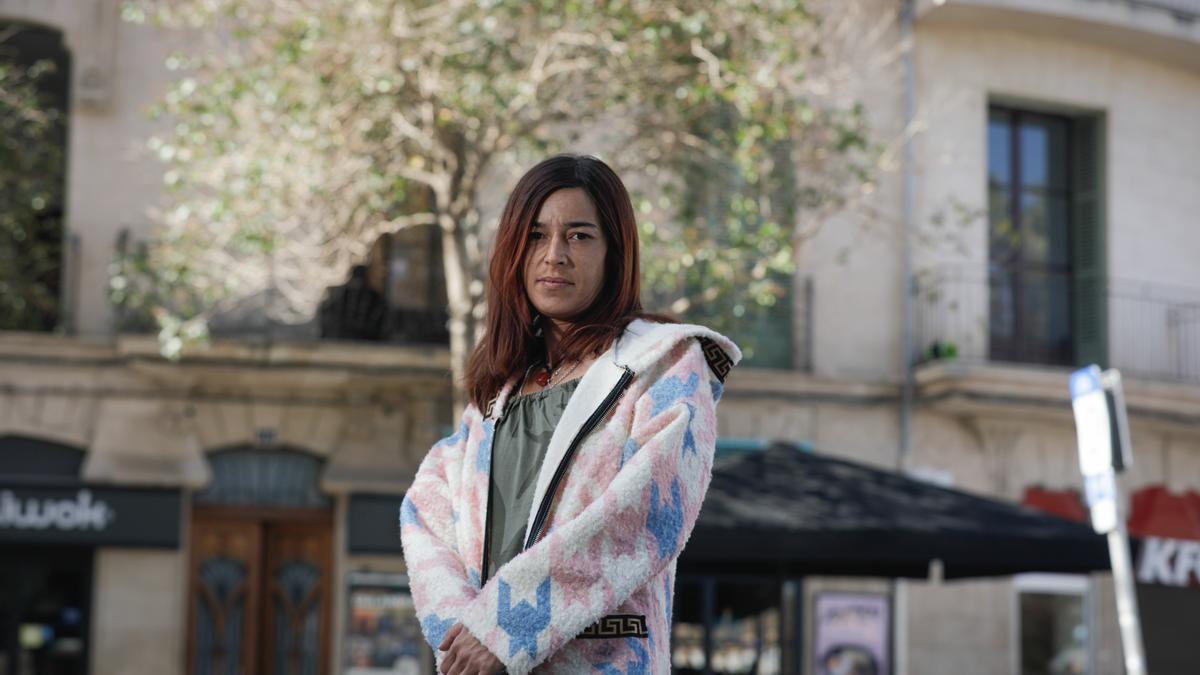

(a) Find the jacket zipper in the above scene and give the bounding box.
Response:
[523,367,634,551]
[480,412,500,587]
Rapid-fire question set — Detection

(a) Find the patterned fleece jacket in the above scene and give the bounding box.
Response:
[400,319,739,674]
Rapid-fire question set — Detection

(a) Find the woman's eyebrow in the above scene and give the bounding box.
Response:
[532,220,598,229]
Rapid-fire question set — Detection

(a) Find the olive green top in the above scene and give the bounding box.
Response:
[487,377,581,580]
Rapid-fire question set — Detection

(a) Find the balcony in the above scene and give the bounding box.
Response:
[109,227,450,349]
[912,267,1200,427]
[914,267,1200,383]
[916,0,1200,71]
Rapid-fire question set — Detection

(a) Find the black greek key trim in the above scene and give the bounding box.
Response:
[698,336,733,384]
[577,614,648,639]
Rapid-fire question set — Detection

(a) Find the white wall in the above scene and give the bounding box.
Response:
[801,3,909,381]
[67,14,185,336]
[91,548,186,675]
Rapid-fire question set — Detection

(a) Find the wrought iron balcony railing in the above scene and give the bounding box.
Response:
[913,267,1200,385]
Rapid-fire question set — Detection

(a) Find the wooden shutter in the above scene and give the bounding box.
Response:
[1071,115,1107,368]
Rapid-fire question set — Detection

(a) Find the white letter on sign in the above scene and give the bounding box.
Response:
[1137,537,1177,585]
[1175,542,1200,587]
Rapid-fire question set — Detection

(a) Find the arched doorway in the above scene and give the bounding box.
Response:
[187,448,334,675]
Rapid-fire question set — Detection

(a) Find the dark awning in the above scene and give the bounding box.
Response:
[682,442,1118,579]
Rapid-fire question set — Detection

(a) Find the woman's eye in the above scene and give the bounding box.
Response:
[529,231,544,240]
[570,232,591,241]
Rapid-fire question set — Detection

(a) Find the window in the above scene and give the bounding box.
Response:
[676,140,797,370]
[685,277,795,370]
[318,227,448,344]
[672,577,786,675]
[344,572,432,674]
[1013,574,1092,675]
[987,105,1106,368]
[0,23,72,332]
[379,226,448,344]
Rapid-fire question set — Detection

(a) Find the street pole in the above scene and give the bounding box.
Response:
[897,3,917,672]
[1107,520,1147,675]
[1070,366,1146,675]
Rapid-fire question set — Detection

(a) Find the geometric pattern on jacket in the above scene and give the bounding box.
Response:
[400,320,740,673]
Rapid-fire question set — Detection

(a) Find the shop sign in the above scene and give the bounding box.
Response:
[0,484,180,548]
[0,488,114,531]
[1136,537,1200,588]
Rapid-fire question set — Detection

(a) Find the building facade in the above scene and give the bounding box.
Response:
[1,0,1199,674]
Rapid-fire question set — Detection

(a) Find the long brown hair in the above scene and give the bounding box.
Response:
[464,154,671,409]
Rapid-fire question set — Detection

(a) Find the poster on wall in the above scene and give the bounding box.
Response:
[813,592,891,675]
[344,572,430,675]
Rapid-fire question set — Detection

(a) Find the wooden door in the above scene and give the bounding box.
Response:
[188,509,332,675]
[262,519,332,675]
[188,515,263,675]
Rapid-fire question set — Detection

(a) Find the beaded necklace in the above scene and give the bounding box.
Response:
[522,356,580,391]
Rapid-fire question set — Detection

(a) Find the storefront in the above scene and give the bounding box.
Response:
[1127,485,1200,673]
[1025,482,1200,673]
[0,435,182,675]
[679,443,1113,675]
[343,495,430,675]
[181,449,432,675]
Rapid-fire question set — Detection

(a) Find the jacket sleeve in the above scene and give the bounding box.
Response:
[400,409,480,651]
[455,340,722,674]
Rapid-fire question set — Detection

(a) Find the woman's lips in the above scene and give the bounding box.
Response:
[538,278,572,289]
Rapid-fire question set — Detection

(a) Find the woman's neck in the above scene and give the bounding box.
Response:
[542,318,572,366]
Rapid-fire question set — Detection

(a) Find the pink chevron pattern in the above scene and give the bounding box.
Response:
[401,323,739,674]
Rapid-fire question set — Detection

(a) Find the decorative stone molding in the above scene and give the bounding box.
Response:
[0,333,451,490]
[916,360,1200,436]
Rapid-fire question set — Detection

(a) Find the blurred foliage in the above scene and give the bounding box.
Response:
[118,0,879,369]
[0,29,65,332]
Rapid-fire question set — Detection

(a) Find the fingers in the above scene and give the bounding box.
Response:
[441,628,498,675]
[439,623,463,651]
[440,646,462,675]
[438,626,461,674]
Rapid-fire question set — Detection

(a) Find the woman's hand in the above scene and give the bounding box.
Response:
[439,623,504,675]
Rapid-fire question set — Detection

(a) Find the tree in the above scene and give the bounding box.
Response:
[117,0,881,404]
[0,25,66,331]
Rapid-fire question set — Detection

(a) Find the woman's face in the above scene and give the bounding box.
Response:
[523,187,609,327]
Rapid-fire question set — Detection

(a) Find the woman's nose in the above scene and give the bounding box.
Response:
[545,234,568,264]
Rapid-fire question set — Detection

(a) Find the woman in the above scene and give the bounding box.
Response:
[401,154,739,674]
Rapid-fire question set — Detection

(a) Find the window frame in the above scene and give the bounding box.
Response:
[987,104,1077,367]
[1010,573,1095,675]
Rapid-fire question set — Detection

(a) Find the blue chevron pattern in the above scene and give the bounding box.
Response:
[648,372,699,417]
[419,613,456,649]
[497,578,552,659]
[596,638,650,675]
[399,497,422,529]
[646,479,684,560]
[681,404,697,457]
[476,419,495,473]
[621,438,640,467]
